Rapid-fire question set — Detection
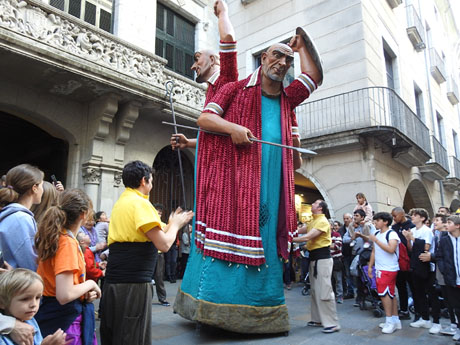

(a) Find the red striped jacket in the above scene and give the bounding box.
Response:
[195,67,317,266]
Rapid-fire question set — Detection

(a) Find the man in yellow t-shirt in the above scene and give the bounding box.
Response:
[293,199,340,334]
[100,160,193,345]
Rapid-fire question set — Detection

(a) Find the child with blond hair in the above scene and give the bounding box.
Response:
[0,268,66,345]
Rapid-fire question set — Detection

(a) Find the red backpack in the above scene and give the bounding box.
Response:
[384,230,410,271]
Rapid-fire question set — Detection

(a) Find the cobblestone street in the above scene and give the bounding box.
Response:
[96,280,454,345]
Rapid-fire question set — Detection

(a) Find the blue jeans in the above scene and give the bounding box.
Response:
[343,255,355,295]
[164,245,178,281]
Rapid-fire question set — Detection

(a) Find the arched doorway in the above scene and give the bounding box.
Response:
[295,172,326,223]
[0,112,68,183]
[403,179,434,216]
[150,146,194,218]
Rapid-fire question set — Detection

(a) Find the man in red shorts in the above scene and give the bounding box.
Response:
[368,212,401,334]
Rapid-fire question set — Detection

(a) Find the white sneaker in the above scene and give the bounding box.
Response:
[379,321,401,330]
[382,322,397,334]
[410,319,432,329]
[441,324,458,336]
[453,329,460,341]
[429,323,442,334]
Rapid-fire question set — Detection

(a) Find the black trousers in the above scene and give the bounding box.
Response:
[427,272,440,323]
[446,285,460,326]
[412,273,430,320]
[441,285,457,324]
[396,270,413,312]
[100,282,153,345]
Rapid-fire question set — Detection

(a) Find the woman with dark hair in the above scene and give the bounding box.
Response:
[0,164,44,270]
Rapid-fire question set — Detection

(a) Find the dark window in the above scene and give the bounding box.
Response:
[68,0,82,18]
[50,0,65,11]
[99,8,111,32]
[156,5,164,30]
[185,53,194,79]
[414,84,424,120]
[453,130,459,158]
[155,37,163,57]
[384,49,394,89]
[156,3,195,79]
[84,1,96,25]
[437,112,445,145]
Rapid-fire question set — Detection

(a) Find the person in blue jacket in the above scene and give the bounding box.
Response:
[0,164,44,271]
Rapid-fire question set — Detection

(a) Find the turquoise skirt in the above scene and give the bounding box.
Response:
[174,96,289,333]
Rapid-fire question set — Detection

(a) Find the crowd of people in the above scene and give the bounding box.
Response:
[285,192,460,343]
[1,1,460,344]
[0,161,192,345]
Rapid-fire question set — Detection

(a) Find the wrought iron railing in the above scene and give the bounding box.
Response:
[449,156,460,178]
[447,78,459,103]
[406,5,426,44]
[430,48,447,82]
[430,136,449,172]
[296,87,431,155]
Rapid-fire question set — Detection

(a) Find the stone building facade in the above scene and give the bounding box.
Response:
[0,0,219,214]
[229,0,460,219]
[1,0,459,221]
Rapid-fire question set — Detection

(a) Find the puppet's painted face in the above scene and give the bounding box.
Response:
[261,44,293,82]
[191,51,214,83]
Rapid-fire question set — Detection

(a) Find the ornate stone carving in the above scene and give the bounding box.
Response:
[88,93,121,141]
[0,0,205,111]
[82,166,101,184]
[164,74,205,110]
[116,101,141,145]
[114,171,122,187]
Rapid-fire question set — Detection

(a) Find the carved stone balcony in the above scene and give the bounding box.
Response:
[447,78,459,105]
[419,136,449,181]
[430,48,447,84]
[0,0,205,120]
[444,156,460,192]
[406,5,426,52]
[296,87,431,168]
[386,0,403,9]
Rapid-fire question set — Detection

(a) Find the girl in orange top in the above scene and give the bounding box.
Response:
[34,189,101,345]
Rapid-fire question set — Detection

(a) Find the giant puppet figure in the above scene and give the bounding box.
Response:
[170,0,237,150]
[174,29,322,333]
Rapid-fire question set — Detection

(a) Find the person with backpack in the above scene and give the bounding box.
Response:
[368,212,401,334]
[390,207,414,320]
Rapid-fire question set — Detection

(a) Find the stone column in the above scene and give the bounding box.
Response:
[82,166,102,207]
[112,0,157,54]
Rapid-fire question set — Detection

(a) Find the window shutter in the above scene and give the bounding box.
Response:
[99,8,111,32]
[84,1,96,25]
[155,5,195,79]
[166,43,174,69]
[68,0,81,18]
[49,0,65,11]
[155,38,163,57]
[156,4,165,30]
